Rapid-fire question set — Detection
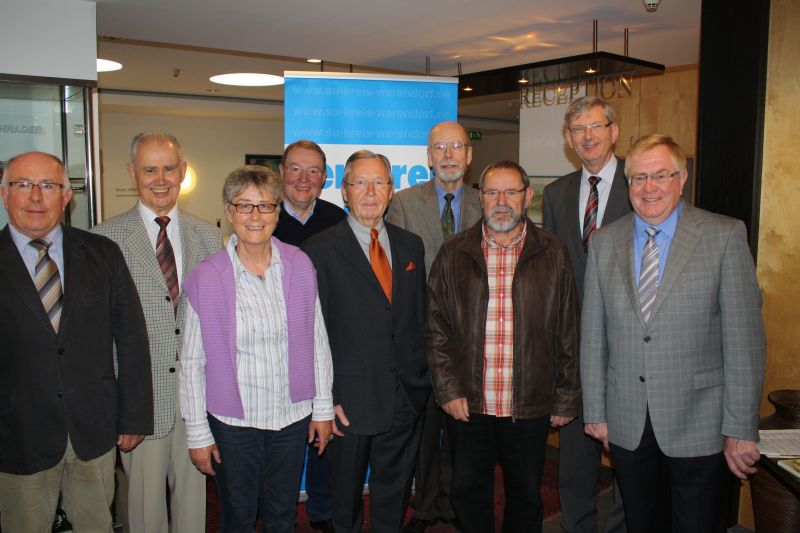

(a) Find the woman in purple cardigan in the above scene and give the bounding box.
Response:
[180,165,334,533]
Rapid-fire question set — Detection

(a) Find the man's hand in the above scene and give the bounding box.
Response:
[550,415,574,428]
[442,398,469,422]
[332,405,350,437]
[117,434,144,453]
[724,437,760,479]
[309,419,334,455]
[585,422,609,451]
[189,444,221,475]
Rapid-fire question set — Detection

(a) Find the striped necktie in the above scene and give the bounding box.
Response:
[638,226,660,323]
[30,239,63,332]
[155,216,180,313]
[582,175,601,251]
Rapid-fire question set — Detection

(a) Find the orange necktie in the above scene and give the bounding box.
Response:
[370,228,392,302]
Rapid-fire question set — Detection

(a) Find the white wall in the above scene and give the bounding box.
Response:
[99,111,283,235]
[0,0,96,81]
[465,131,520,186]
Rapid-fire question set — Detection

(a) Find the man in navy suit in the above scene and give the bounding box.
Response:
[302,150,429,533]
[0,151,152,531]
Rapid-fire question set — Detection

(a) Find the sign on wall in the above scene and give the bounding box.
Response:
[284,72,458,206]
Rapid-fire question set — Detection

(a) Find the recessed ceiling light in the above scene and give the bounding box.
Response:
[307,58,322,64]
[585,66,597,74]
[463,86,473,92]
[97,59,122,72]
[518,77,529,84]
[209,73,284,87]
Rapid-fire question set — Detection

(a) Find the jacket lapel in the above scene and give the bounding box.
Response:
[59,226,85,337]
[123,209,168,292]
[459,185,482,233]
[564,172,582,243]
[418,181,444,252]
[0,227,53,330]
[613,218,642,325]
[604,158,631,223]
[333,221,387,300]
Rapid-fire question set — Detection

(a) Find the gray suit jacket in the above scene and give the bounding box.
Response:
[385,179,482,277]
[580,205,765,457]
[92,206,221,438]
[543,157,631,297]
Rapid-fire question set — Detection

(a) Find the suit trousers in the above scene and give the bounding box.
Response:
[559,413,626,533]
[328,384,423,533]
[409,395,455,522]
[120,381,206,533]
[446,414,550,533]
[0,437,115,533]
[610,411,730,533]
[304,442,332,522]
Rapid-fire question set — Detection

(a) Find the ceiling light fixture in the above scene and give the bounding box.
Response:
[97,59,122,72]
[307,58,322,63]
[209,73,284,87]
[518,77,529,84]
[463,86,473,92]
[585,66,597,74]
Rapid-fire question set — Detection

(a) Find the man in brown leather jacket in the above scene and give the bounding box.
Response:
[426,160,581,533]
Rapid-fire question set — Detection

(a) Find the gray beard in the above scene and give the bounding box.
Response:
[434,168,463,184]
[485,206,523,233]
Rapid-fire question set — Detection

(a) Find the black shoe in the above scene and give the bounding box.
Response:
[309,519,335,533]
[403,517,435,533]
[52,509,72,533]
[443,517,464,532]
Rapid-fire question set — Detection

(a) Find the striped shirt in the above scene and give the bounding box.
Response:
[181,237,334,448]
[481,223,526,417]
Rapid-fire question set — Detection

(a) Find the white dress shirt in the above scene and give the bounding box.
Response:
[137,202,184,290]
[577,156,619,235]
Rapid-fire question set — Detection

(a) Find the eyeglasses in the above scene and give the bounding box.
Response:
[429,141,468,153]
[229,202,278,214]
[627,170,681,188]
[568,122,613,135]
[6,181,66,195]
[480,188,527,200]
[284,165,324,178]
[344,178,393,190]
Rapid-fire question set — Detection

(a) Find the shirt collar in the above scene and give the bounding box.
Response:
[138,201,180,226]
[582,156,618,185]
[283,199,317,223]
[227,234,282,281]
[433,179,463,203]
[8,223,63,253]
[634,200,683,239]
[347,214,384,239]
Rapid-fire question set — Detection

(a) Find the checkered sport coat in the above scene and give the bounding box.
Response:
[580,204,765,457]
[92,206,221,439]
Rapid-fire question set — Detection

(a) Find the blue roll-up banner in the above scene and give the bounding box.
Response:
[284,71,459,207]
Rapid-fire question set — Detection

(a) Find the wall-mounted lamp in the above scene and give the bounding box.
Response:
[180,166,197,195]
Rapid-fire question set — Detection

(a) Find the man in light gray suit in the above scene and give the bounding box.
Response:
[92,132,221,533]
[543,95,629,533]
[386,120,481,532]
[581,134,765,533]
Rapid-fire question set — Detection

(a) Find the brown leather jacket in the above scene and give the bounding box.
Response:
[426,219,581,420]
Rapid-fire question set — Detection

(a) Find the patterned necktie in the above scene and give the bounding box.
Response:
[442,192,455,237]
[638,226,660,323]
[582,175,601,251]
[155,216,179,313]
[30,239,63,332]
[370,228,392,303]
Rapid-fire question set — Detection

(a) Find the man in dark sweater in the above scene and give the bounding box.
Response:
[274,140,345,532]
[274,140,346,247]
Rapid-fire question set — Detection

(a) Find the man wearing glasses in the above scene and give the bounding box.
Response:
[275,140,346,247]
[302,150,429,533]
[581,134,764,533]
[427,160,580,533]
[386,120,481,532]
[542,96,630,533]
[92,132,221,533]
[0,151,152,531]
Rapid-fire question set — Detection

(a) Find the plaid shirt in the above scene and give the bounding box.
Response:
[481,222,527,417]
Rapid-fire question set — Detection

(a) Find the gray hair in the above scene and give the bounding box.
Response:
[222,165,283,207]
[343,150,393,183]
[1,151,69,190]
[130,132,183,163]
[478,160,530,190]
[563,96,616,133]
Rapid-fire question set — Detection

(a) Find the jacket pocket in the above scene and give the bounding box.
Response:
[693,367,723,389]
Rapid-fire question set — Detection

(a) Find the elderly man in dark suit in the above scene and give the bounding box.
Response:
[302,150,429,533]
[92,132,221,533]
[386,120,481,532]
[543,95,629,533]
[581,134,765,533]
[0,151,152,532]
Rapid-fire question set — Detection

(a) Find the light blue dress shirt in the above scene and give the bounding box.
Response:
[8,224,66,287]
[434,180,464,233]
[633,201,683,286]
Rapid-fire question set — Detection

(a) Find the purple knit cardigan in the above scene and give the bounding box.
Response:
[183,237,317,419]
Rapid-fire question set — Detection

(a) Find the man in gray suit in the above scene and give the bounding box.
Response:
[92,132,222,533]
[543,96,629,533]
[581,134,765,533]
[385,120,481,532]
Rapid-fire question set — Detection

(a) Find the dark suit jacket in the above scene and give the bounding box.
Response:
[0,225,153,475]
[543,157,631,297]
[302,220,429,435]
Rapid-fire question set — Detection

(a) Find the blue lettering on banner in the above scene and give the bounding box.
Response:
[323,163,432,190]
